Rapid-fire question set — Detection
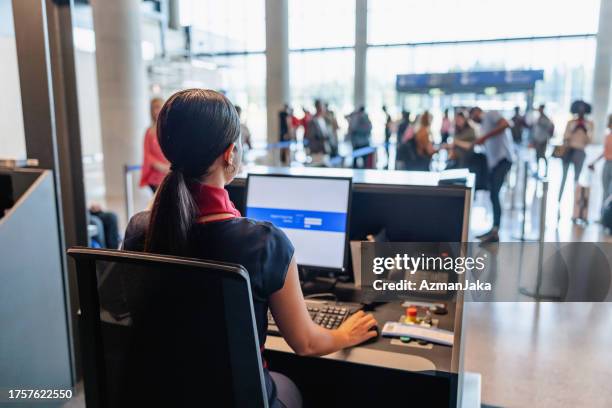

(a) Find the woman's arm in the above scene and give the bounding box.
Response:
[269,257,377,356]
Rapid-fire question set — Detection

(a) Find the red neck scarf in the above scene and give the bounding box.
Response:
[190,183,241,222]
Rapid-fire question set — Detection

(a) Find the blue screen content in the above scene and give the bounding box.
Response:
[246,175,350,269]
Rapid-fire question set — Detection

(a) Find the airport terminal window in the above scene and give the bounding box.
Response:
[213,54,267,144]
[289,49,354,128]
[179,0,265,53]
[367,0,600,45]
[288,0,355,49]
[366,36,596,142]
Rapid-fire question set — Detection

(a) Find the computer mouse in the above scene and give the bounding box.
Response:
[362,325,380,345]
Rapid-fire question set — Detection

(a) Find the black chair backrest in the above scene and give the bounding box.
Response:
[68,247,268,408]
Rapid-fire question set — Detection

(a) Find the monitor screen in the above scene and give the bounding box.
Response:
[246,175,351,271]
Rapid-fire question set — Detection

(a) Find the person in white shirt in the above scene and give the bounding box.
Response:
[558,101,593,203]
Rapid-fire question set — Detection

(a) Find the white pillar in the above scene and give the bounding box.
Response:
[91,0,148,202]
[354,0,367,109]
[592,0,612,143]
[265,0,290,159]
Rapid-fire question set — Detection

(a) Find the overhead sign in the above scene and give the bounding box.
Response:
[396,70,544,94]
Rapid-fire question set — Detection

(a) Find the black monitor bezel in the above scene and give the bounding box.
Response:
[245,173,353,274]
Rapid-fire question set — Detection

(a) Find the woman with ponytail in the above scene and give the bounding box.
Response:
[123,89,377,408]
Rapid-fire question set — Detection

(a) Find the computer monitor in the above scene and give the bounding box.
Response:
[246,174,351,272]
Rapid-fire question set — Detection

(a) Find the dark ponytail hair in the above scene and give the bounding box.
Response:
[145,89,241,255]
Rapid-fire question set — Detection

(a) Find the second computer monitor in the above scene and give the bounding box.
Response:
[245,174,351,272]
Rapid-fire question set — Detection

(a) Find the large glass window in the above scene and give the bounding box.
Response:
[366,36,597,142]
[368,0,600,45]
[289,0,355,49]
[174,0,266,144]
[290,49,355,133]
[213,54,267,144]
[179,0,265,53]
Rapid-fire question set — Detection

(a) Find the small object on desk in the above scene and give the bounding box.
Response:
[406,306,418,323]
[433,305,448,315]
[400,336,412,343]
[417,339,429,346]
[381,322,454,346]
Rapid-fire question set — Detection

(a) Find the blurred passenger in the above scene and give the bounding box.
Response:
[89,203,120,249]
[235,105,252,150]
[139,97,169,193]
[588,113,612,207]
[510,106,528,145]
[346,106,373,168]
[529,104,554,173]
[304,100,332,161]
[290,108,301,130]
[558,100,593,203]
[300,107,312,129]
[287,106,297,142]
[408,111,436,171]
[395,110,413,170]
[440,108,452,144]
[450,112,476,167]
[325,103,340,157]
[382,105,393,163]
[279,104,290,142]
[471,107,514,243]
[279,104,293,165]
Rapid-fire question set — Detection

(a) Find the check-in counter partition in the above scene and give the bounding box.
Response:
[0,168,73,396]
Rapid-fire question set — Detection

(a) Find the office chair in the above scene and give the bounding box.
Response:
[68,247,268,408]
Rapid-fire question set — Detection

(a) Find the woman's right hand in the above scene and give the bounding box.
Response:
[336,310,378,348]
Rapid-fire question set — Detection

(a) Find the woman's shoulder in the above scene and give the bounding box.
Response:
[123,211,151,251]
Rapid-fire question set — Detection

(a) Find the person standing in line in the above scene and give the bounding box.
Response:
[440,108,452,145]
[299,107,312,144]
[325,103,340,158]
[304,100,332,161]
[140,97,170,193]
[382,105,393,165]
[410,111,437,171]
[279,104,293,165]
[449,111,476,168]
[558,101,593,203]
[529,104,554,174]
[235,106,252,150]
[470,106,514,243]
[395,110,412,170]
[510,106,527,145]
[346,106,373,168]
[588,114,612,208]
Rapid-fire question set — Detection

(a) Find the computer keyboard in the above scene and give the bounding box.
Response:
[267,299,362,335]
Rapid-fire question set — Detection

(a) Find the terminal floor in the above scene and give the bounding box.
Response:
[82,149,611,407]
[466,150,612,407]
